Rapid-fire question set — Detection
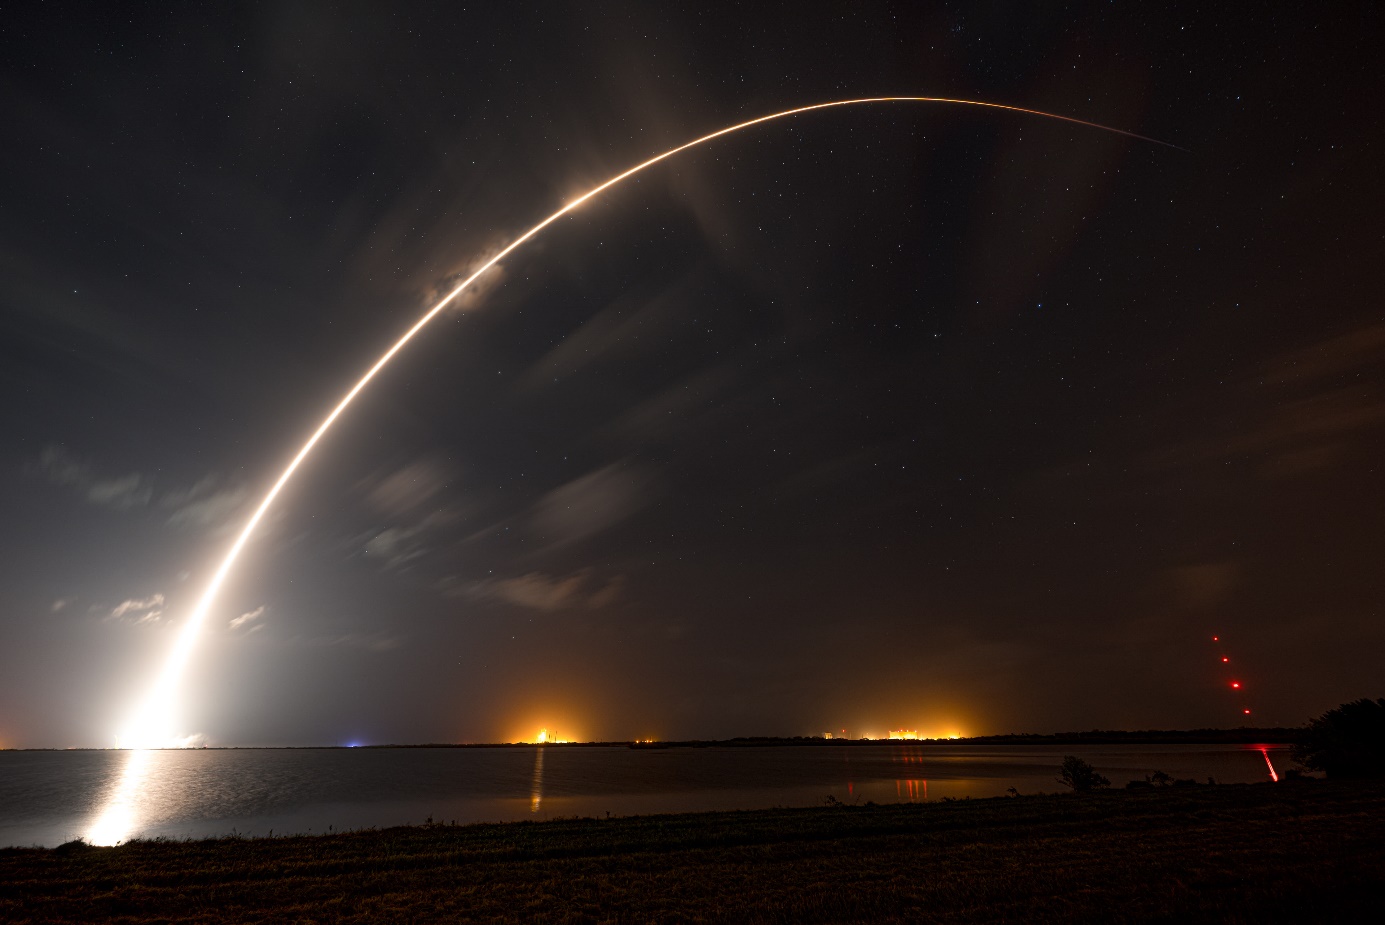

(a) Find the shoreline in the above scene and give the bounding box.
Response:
[4,780,1381,922]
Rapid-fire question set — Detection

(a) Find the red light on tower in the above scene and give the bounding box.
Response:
[1243,709,1252,715]
[1212,636,1219,642]
[1231,681,1241,689]
[1221,657,1229,663]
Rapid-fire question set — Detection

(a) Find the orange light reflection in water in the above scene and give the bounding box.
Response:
[530,745,545,813]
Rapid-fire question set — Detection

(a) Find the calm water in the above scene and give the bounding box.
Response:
[0,743,1288,848]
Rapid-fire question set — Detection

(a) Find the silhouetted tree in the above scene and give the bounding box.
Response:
[1057,755,1110,792]
[1292,698,1385,779]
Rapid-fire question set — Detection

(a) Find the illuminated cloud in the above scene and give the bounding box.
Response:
[160,476,249,535]
[35,447,250,532]
[228,605,266,631]
[363,524,429,570]
[530,462,647,548]
[37,446,151,510]
[50,598,71,613]
[468,570,624,612]
[106,593,165,626]
[363,458,451,515]
[1141,321,1385,481]
[482,571,586,611]
[87,474,153,510]
[168,732,208,748]
[358,506,462,571]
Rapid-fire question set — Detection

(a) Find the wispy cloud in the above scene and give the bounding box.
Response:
[529,462,648,549]
[468,570,625,612]
[37,446,152,510]
[1142,321,1385,481]
[229,605,266,631]
[36,446,251,532]
[357,507,461,571]
[50,598,72,613]
[361,458,451,515]
[159,476,249,535]
[106,593,165,626]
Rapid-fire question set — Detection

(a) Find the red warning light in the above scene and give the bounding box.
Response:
[1222,657,1229,663]
[1212,636,1219,642]
[1231,682,1241,689]
[1243,709,1251,715]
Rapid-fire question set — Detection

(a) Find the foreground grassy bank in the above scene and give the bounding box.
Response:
[4,781,1383,923]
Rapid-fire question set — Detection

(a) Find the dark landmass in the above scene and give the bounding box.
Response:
[1,728,1300,751]
[4,780,1382,923]
[624,728,1302,747]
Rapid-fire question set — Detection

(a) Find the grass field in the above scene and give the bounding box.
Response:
[3,780,1382,923]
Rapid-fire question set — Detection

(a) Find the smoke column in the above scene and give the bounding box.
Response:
[86,97,1177,843]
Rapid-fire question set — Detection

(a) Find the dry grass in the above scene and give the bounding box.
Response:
[3,780,1382,923]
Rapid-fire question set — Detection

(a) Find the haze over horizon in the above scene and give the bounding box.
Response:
[2,4,1381,749]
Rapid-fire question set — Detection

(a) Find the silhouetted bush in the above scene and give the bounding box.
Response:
[52,838,91,857]
[1058,756,1110,792]
[1292,698,1385,778]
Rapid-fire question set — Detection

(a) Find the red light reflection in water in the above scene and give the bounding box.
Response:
[1259,747,1279,782]
[895,779,926,801]
[892,747,928,801]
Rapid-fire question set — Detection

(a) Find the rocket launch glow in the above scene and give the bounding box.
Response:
[86,96,1176,843]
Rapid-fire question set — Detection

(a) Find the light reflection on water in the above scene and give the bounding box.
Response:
[0,743,1291,848]
[530,746,545,814]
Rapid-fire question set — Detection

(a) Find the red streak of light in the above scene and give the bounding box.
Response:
[1260,747,1279,782]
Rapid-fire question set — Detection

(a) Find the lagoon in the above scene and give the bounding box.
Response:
[0,742,1288,848]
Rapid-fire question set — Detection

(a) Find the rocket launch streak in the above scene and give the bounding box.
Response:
[87,97,1176,843]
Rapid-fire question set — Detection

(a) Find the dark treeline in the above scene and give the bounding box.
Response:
[357,728,1299,748]
[623,728,1299,748]
[7,728,1300,752]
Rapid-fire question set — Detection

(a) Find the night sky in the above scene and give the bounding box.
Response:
[3,4,1381,748]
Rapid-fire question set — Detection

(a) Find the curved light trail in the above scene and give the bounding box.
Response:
[86,96,1177,843]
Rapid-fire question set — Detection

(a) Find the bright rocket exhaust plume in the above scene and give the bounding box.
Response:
[85,97,1176,843]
